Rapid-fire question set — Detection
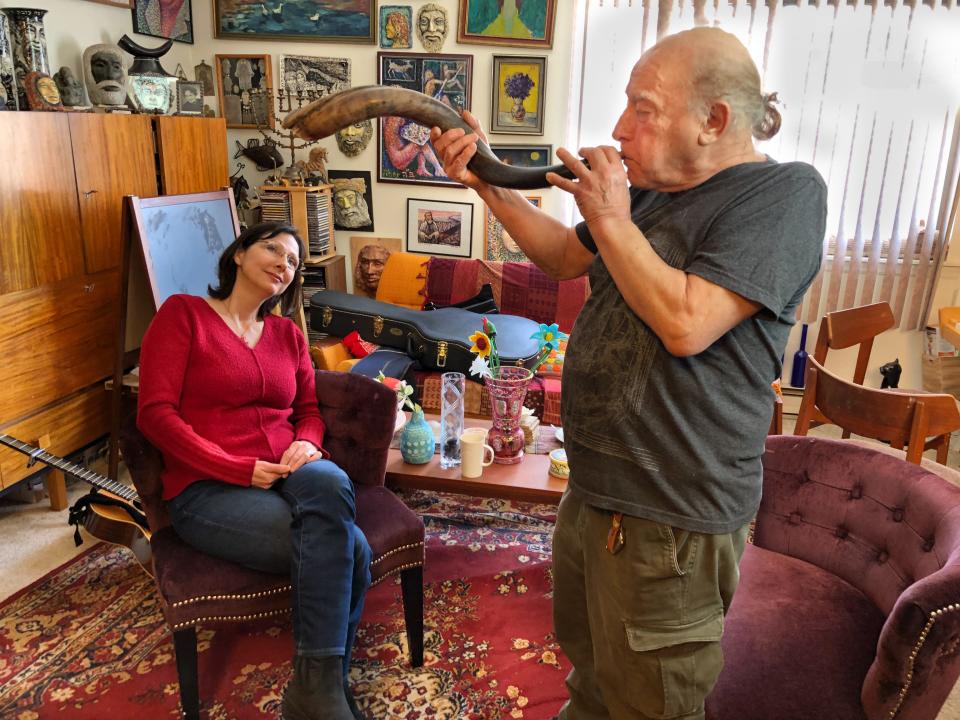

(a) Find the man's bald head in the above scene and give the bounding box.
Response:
[645,27,780,142]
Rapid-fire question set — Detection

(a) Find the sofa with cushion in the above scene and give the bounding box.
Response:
[310,251,591,422]
[706,435,960,720]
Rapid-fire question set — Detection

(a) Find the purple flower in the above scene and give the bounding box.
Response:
[504,73,535,101]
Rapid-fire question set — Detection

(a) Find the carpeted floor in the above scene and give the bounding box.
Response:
[0,490,567,720]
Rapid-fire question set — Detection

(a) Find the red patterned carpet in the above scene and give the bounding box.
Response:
[0,490,568,719]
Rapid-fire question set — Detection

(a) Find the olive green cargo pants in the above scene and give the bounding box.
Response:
[553,490,749,720]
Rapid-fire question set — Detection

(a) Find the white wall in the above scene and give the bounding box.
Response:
[4,0,576,290]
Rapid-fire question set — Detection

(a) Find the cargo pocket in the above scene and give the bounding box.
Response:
[620,612,725,719]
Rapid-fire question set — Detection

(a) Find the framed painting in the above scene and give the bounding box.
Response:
[279,55,350,97]
[213,0,375,43]
[132,0,194,43]
[457,0,556,48]
[486,196,540,262]
[82,0,133,7]
[406,199,474,258]
[491,55,546,134]
[379,5,412,49]
[489,143,552,168]
[130,74,178,114]
[215,53,273,129]
[176,80,203,115]
[328,169,375,232]
[377,52,473,187]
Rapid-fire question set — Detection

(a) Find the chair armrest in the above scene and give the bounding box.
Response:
[315,370,397,487]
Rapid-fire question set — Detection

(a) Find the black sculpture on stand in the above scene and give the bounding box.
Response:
[879,359,902,389]
[117,34,174,78]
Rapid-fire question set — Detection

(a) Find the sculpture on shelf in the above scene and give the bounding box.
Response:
[293,146,329,186]
[335,119,372,157]
[2,7,49,111]
[117,34,174,78]
[0,13,18,111]
[24,71,62,111]
[233,138,284,172]
[53,66,86,107]
[416,3,448,52]
[82,43,128,108]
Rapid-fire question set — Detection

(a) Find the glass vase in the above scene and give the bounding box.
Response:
[439,372,465,469]
[2,8,48,111]
[400,407,434,465]
[0,14,17,111]
[484,366,533,465]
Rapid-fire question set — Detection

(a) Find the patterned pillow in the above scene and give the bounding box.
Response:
[536,338,566,377]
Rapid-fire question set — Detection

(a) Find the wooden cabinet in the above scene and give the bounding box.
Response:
[0,113,228,493]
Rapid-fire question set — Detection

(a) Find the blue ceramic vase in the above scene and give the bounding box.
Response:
[400,407,434,464]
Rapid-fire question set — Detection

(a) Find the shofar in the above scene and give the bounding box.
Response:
[282,85,579,190]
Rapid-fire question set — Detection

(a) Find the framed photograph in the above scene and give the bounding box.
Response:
[491,55,546,135]
[215,54,273,129]
[489,143,552,168]
[406,199,474,258]
[486,196,540,262]
[279,55,350,97]
[176,80,203,115]
[328,169,375,232]
[377,52,473,187]
[132,0,194,43]
[350,236,402,298]
[458,0,556,48]
[130,74,178,114]
[379,5,412,49]
[213,0,374,43]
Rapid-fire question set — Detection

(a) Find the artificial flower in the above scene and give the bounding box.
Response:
[375,371,421,413]
[469,331,493,358]
[530,323,566,349]
[469,354,492,379]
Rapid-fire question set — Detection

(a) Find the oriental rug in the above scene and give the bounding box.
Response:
[0,490,567,719]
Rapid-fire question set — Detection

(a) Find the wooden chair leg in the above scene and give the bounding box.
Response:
[173,627,201,720]
[937,433,951,464]
[400,566,424,668]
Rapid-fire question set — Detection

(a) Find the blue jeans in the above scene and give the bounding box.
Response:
[167,460,371,670]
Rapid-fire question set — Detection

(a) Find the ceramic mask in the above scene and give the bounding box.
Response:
[335,120,372,157]
[416,4,448,53]
[82,44,127,106]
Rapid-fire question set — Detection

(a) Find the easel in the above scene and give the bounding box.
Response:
[107,190,241,481]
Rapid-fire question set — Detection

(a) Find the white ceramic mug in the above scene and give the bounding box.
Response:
[461,429,494,478]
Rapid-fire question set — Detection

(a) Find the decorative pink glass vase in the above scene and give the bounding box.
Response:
[484,366,533,465]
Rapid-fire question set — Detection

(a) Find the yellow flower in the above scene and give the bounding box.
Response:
[469,331,492,357]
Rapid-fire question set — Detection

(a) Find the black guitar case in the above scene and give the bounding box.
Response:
[309,290,541,375]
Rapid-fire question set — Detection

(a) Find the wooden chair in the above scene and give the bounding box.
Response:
[794,357,960,464]
[810,301,955,461]
[120,371,425,720]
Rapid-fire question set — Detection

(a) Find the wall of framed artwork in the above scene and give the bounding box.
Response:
[486,196,540,262]
[406,199,474,258]
[491,55,546,134]
[458,0,556,48]
[328,169,375,232]
[132,0,193,43]
[215,53,273,129]
[278,55,350,97]
[379,5,413,49]
[377,52,473,187]
[489,144,553,168]
[213,0,374,43]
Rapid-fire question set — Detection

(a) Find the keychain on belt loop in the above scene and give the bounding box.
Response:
[607,512,625,554]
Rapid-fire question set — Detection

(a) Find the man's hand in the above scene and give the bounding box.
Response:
[251,460,291,489]
[547,146,632,228]
[430,110,488,191]
[280,440,321,474]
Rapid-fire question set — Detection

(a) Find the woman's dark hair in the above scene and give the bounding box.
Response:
[208,221,305,319]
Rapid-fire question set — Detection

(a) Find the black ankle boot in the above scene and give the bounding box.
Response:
[282,656,354,720]
[343,680,368,720]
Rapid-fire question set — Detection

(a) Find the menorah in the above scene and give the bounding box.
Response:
[250,85,328,184]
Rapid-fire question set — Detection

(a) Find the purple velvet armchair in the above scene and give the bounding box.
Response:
[707,435,960,720]
[120,370,425,720]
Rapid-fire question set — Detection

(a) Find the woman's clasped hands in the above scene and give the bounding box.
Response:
[251,440,321,488]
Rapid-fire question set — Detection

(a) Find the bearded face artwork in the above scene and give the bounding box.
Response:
[416,3,448,53]
[82,44,127,106]
[335,120,373,157]
[332,177,373,231]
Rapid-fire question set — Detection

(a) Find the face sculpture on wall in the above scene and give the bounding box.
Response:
[331,177,372,230]
[416,3,448,53]
[335,119,373,157]
[353,244,391,298]
[82,44,127,107]
[53,66,85,106]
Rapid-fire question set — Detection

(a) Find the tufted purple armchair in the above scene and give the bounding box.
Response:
[120,370,425,720]
[706,435,960,720]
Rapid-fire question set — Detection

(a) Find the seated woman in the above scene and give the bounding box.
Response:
[137,222,368,720]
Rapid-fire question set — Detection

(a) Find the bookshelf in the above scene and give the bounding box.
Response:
[259,184,335,261]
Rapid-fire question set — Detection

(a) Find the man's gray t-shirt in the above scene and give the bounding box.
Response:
[565,159,826,534]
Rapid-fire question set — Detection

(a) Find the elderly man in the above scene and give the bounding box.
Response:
[432,27,826,719]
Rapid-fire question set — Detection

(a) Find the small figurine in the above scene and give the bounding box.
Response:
[879,358,902,389]
[53,67,86,107]
[24,71,63,111]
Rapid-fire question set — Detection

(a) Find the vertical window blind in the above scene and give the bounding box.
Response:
[571,0,960,329]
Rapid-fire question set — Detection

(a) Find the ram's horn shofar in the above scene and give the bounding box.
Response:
[282,85,580,190]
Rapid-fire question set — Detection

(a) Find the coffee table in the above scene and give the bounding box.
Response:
[385,417,566,504]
